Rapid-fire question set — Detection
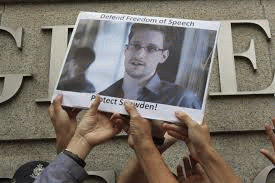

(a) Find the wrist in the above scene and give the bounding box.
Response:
[63,149,86,167]
[66,134,94,160]
[134,138,156,152]
[196,145,218,164]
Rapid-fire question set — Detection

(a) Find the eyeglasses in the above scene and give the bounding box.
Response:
[126,44,165,54]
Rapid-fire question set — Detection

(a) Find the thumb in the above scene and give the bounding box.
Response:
[175,112,194,128]
[260,149,275,164]
[194,163,210,182]
[124,102,141,122]
[52,94,63,113]
[87,95,100,116]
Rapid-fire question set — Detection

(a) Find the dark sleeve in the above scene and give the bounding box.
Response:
[34,153,88,183]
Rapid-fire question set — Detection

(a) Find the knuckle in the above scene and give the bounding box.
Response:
[48,106,52,113]
[131,114,140,120]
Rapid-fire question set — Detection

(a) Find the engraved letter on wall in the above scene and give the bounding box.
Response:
[36,25,74,102]
[210,20,272,96]
[0,26,31,104]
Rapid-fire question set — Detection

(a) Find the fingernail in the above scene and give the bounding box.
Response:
[123,100,129,106]
[88,101,93,108]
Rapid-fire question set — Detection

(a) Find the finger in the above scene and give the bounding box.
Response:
[176,164,185,181]
[53,94,63,113]
[265,123,275,149]
[272,117,275,127]
[163,133,177,145]
[48,103,54,117]
[89,95,101,114]
[183,156,192,177]
[112,122,123,135]
[194,163,209,181]
[260,149,275,164]
[114,119,124,130]
[123,123,130,134]
[111,115,124,131]
[202,116,208,126]
[167,130,185,141]
[111,113,129,129]
[70,108,82,117]
[163,123,185,131]
[189,156,197,170]
[124,102,141,120]
[63,107,81,119]
[110,113,122,122]
[163,123,188,136]
[175,112,195,128]
[151,120,164,129]
[151,120,165,138]
[101,112,112,119]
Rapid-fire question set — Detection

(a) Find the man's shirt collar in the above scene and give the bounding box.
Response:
[144,73,161,95]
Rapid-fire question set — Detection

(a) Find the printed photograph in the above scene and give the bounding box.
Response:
[54,12,219,122]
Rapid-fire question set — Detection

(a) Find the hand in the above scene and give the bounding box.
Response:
[177,156,210,183]
[48,94,81,153]
[67,95,124,160]
[164,113,242,183]
[151,120,166,139]
[124,102,153,149]
[162,112,212,162]
[260,117,275,164]
[157,132,177,154]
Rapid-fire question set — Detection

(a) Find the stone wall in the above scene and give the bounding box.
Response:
[0,1,275,182]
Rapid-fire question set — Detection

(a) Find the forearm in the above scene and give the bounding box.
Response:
[56,134,73,154]
[134,141,178,183]
[117,155,148,183]
[198,146,242,183]
[117,139,173,183]
[66,134,94,160]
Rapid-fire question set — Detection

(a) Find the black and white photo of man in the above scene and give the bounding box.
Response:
[100,23,201,109]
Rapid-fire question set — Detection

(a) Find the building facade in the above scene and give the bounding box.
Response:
[0,0,275,182]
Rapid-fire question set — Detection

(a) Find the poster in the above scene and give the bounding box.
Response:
[53,12,220,124]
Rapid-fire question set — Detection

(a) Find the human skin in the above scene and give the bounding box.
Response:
[117,132,177,183]
[177,156,210,183]
[124,29,169,82]
[48,95,81,153]
[260,117,275,164]
[124,103,178,183]
[66,95,124,160]
[49,95,125,156]
[163,112,242,183]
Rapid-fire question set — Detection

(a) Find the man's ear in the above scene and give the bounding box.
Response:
[160,50,169,64]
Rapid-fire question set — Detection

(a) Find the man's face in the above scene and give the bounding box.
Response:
[124,29,169,80]
[72,20,98,49]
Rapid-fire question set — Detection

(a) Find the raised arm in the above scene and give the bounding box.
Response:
[260,117,275,164]
[117,131,177,183]
[163,112,242,183]
[66,96,123,160]
[124,103,178,183]
[48,94,81,153]
[35,96,123,183]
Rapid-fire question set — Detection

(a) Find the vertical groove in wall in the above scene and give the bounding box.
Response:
[260,0,266,18]
[260,0,273,74]
[0,3,6,24]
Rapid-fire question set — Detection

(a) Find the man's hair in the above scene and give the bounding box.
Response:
[128,23,174,50]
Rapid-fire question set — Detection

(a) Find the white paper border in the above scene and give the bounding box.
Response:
[52,12,221,124]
